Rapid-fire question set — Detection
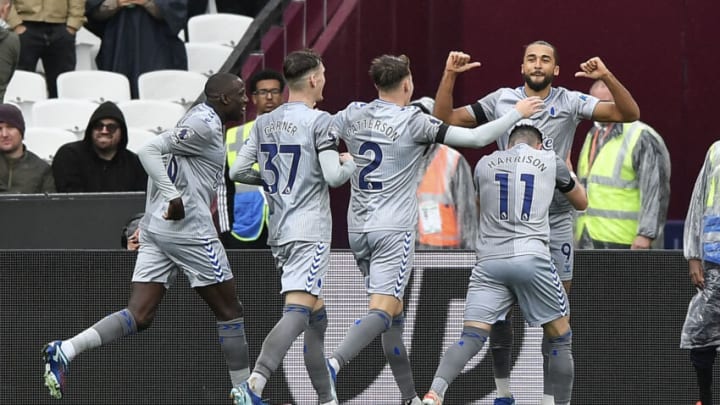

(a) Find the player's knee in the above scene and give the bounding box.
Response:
[134,312,156,332]
[490,318,513,349]
[691,346,718,369]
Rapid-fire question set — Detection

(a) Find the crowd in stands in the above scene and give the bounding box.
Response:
[0,0,259,196]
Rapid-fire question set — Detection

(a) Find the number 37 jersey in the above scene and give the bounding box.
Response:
[474,143,574,261]
[240,101,338,245]
[332,99,447,233]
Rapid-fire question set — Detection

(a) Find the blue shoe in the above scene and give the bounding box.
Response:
[493,397,515,405]
[230,381,267,405]
[42,341,69,399]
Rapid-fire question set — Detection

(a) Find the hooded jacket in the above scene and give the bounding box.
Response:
[51,101,147,192]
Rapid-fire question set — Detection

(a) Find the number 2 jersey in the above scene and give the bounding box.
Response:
[332,99,448,233]
[238,101,338,246]
[474,143,575,261]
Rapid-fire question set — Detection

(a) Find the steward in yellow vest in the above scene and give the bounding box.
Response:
[575,121,670,249]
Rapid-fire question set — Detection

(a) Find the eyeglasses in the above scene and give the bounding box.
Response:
[253,88,282,97]
[93,122,120,132]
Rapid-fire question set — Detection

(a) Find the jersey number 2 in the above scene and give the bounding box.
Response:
[260,144,301,194]
[358,141,383,190]
[495,173,535,221]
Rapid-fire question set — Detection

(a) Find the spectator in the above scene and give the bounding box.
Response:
[681,140,720,405]
[220,69,285,249]
[6,0,84,98]
[410,97,477,250]
[52,101,147,192]
[575,80,671,249]
[85,0,188,98]
[0,103,54,193]
[120,212,143,250]
[0,0,19,102]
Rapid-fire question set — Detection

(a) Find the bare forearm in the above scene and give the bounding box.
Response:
[433,71,458,123]
[602,71,640,121]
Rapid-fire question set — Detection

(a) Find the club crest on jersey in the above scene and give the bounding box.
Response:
[428,117,441,126]
[542,137,554,151]
[549,106,557,117]
[171,127,192,143]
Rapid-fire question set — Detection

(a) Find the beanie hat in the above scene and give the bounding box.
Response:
[0,104,25,137]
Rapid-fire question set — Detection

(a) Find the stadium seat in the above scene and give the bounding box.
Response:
[57,71,131,103]
[4,70,48,126]
[31,99,98,137]
[118,100,185,134]
[23,127,78,162]
[75,27,101,71]
[187,13,253,47]
[126,128,157,153]
[137,70,206,109]
[185,42,233,76]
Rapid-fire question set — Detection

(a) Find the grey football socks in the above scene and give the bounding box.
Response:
[430,326,489,399]
[382,313,417,401]
[64,308,138,362]
[332,308,391,369]
[304,307,336,403]
[490,318,513,397]
[217,317,251,387]
[253,304,312,379]
[547,331,573,405]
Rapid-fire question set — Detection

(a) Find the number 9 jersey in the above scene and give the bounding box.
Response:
[331,100,448,233]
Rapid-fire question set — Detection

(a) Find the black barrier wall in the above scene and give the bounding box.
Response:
[0,250,709,404]
[0,193,146,249]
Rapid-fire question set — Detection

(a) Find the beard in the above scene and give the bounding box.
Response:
[523,73,554,92]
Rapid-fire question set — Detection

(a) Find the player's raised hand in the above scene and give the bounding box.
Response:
[163,197,185,220]
[444,51,482,74]
[514,96,544,118]
[574,56,610,80]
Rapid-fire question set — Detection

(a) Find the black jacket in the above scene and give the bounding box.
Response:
[51,102,147,192]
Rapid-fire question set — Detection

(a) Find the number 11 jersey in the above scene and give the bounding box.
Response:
[474,143,574,261]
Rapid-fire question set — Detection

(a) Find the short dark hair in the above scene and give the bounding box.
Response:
[247,69,285,93]
[369,54,411,91]
[509,124,543,146]
[283,49,323,85]
[524,40,559,64]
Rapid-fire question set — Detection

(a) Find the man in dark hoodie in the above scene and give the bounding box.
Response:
[51,101,147,192]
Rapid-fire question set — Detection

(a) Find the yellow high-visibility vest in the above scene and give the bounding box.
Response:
[576,122,646,244]
[226,122,268,241]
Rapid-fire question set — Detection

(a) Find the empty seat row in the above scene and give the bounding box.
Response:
[25,127,159,162]
[13,99,185,137]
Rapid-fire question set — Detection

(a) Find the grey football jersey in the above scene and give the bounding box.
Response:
[141,103,226,240]
[333,100,446,232]
[474,143,574,261]
[468,86,599,213]
[238,101,338,246]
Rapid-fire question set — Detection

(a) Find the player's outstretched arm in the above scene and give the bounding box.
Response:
[319,150,356,187]
[433,51,481,127]
[443,96,544,148]
[575,56,640,122]
[229,154,262,185]
[137,136,185,220]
